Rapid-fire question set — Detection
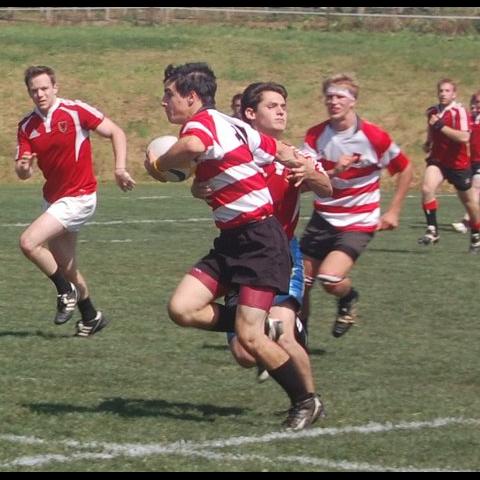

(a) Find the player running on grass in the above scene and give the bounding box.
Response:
[15,65,135,336]
[418,78,480,253]
[299,73,412,339]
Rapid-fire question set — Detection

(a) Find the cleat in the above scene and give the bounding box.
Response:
[256,317,283,383]
[54,283,78,325]
[75,311,109,337]
[282,395,326,431]
[257,365,270,383]
[294,316,308,350]
[265,317,283,342]
[469,233,480,254]
[418,226,439,245]
[332,289,359,338]
[452,221,469,234]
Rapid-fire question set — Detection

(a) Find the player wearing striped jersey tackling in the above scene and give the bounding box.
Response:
[299,73,413,339]
[191,82,332,422]
[15,66,136,337]
[145,63,324,430]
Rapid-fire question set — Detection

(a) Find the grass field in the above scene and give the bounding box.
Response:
[3,23,480,187]
[0,181,479,471]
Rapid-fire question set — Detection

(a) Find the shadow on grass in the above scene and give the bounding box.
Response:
[24,397,248,423]
[0,330,72,339]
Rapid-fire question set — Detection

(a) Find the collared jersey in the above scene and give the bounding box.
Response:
[181,109,278,230]
[426,101,470,169]
[16,98,104,203]
[303,118,410,233]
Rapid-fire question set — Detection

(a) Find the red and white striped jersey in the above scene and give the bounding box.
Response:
[180,109,278,230]
[427,101,470,169]
[263,162,300,240]
[303,118,410,232]
[16,98,104,203]
[470,113,480,163]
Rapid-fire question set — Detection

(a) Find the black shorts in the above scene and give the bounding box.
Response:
[300,212,374,262]
[426,159,473,192]
[195,215,291,295]
[472,162,480,176]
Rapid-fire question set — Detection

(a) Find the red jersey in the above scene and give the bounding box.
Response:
[263,162,300,240]
[470,113,480,163]
[427,102,470,170]
[16,98,104,203]
[181,109,278,230]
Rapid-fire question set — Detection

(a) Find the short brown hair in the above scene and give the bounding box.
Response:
[24,65,56,88]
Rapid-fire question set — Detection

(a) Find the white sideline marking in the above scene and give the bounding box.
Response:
[0,218,212,228]
[0,417,478,470]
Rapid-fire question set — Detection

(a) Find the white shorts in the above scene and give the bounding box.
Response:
[43,193,97,232]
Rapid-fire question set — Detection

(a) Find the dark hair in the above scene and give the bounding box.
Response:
[240,82,288,123]
[231,93,243,105]
[164,62,217,108]
[24,65,56,88]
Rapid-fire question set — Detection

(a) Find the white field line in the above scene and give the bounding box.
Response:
[0,194,458,229]
[0,417,478,470]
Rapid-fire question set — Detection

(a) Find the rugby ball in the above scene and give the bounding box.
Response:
[147,135,195,183]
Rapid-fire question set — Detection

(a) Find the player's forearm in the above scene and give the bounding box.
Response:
[111,129,128,171]
[305,171,333,197]
[387,163,413,216]
[154,136,203,171]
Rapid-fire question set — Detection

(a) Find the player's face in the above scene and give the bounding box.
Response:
[231,100,242,118]
[249,91,287,138]
[162,81,191,125]
[471,95,480,116]
[324,87,356,122]
[437,83,456,106]
[27,73,58,115]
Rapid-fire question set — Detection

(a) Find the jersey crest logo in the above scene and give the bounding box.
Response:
[58,121,68,133]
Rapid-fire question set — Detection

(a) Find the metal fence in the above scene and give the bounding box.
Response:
[1,7,480,33]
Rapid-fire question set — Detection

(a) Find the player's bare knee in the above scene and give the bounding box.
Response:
[229,339,256,368]
[19,233,36,258]
[167,298,192,327]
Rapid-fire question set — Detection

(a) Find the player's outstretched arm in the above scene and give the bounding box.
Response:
[95,117,136,192]
[378,162,413,231]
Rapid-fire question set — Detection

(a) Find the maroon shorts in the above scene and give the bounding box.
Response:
[194,216,291,296]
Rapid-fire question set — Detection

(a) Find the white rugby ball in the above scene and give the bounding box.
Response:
[147,135,195,183]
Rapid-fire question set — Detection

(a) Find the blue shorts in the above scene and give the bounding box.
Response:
[273,237,304,309]
[226,237,304,343]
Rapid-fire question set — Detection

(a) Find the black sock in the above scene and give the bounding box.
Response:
[340,288,357,305]
[424,210,438,231]
[269,358,311,405]
[210,303,236,333]
[48,269,72,295]
[78,297,97,322]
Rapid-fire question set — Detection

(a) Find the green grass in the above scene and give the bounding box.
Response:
[0,182,479,471]
[3,23,480,187]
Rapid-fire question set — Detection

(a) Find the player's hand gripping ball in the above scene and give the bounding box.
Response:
[146,135,195,182]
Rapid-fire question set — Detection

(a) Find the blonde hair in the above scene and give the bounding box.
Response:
[323,74,359,100]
